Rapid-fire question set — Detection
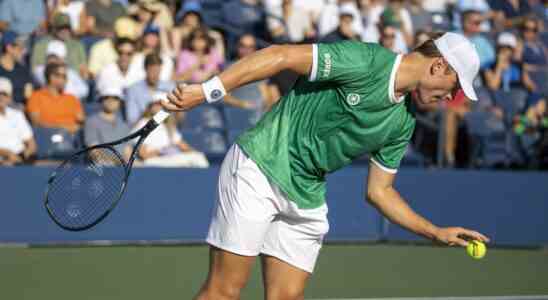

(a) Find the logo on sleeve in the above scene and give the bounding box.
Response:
[346,93,361,106]
[321,53,332,79]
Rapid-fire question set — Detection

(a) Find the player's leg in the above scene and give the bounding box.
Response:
[194,246,255,300]
[197,144,280,299]
[260,196,329,300]
[261,254,310,300]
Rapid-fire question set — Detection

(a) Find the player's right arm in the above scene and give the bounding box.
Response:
[162,44,313,112]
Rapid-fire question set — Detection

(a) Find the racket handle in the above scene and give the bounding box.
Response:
[152,110,170,124]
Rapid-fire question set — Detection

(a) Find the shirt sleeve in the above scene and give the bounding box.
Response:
[370,139,410,174]
[308,41,372,87]
[16,110,33,140]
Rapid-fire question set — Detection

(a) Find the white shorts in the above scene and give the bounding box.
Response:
[206,144,329,273]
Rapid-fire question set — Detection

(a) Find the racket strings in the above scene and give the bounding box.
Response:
[46,147,127,230]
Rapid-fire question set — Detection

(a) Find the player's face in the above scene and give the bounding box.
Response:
[416,58,460,104]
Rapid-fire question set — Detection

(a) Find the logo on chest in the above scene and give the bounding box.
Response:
[346,93,361,106]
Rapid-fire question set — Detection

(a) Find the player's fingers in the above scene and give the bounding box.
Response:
[161,99,181,112]
[451,236,469,247]
[173,84,184,99]
[167,93,183,106]
[461,229,490,243]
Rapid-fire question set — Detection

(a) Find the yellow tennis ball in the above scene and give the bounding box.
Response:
[466,240,487,259]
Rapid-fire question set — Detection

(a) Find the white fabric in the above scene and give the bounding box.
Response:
[46,40,67,59]
[422,0,455,13]
[96,61,142,95]
[202,76,227,103]
[134,119,181,151]
[57,1,84,31]
[207,144,329,273]
[317,2,364,38]
[267,5,312,42]
[0,77,13,95]
[0,107,33,154]
[434,32,480,101]
[142,152,209,168]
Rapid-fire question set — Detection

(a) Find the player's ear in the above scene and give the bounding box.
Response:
[430,57,445,76]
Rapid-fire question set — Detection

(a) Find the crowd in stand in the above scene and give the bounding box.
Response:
[0,0,546,169]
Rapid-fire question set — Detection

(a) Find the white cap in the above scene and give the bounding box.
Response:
[339,3,356,18]
[497,32,517,48]
[0,77,12,95]
[46,40,67,59]
[434,32,480,101]
[100,85,123,100]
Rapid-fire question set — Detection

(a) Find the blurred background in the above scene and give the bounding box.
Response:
[0,0,547,299]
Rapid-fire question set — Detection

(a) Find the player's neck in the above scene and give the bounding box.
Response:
[394,53,428,97]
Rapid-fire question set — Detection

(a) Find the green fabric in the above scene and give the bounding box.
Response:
[31,36,87,71]
[237,41,415,209]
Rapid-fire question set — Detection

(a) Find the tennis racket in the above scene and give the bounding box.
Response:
[44,110,170,231]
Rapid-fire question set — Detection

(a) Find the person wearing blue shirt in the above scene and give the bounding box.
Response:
[0,0,46,36]
[125,53,175,125]
[459,10,496,71]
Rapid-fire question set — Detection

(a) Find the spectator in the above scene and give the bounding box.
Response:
[318,0,364,39]
[484,32,523,92]
[88,17,140,77]
[132,25,174,83]
[357,0,386,33]
[96,38,141,95]
[33,40,89,101]
[321,4,361,43]
[133,99,209,168]
[0,31,34,105]
[31,13,88,79]
[379,24,402,53]
[221,0,265,41]
[175,28,223,83]
[224,34,270,114]
[267,0,316,43]
[127,0,174,31]
[126,53,175,125]
[49,0,86,35]
[0,78,36,166]
[80,0,127,39]
[521,18,548,105]
[0,0,46,36]
[383,0,414,46]
[84,86,131,158]
[489,0,532,30]
[460,10,496,70]
[27,63,84,134]
[170,2,225,60]
[407,0,434,33]
[363,9,409,53]
[452,0,493,33]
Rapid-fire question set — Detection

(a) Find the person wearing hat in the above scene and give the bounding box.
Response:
[81,0,126,39]
[131,24,174,85]
[33,40,90,100]
[84,85,131,158]
[0,31,34,105]
[162,33,489,298]
[320,3,361,43]
[30,12,88,78]
[362,6,410,53]
[0,77,36,166]
[484,32,522,92]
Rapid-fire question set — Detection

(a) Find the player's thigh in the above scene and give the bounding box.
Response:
[201,246,256,293]
[261,254,310,300]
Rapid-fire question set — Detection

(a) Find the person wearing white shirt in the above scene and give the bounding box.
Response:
[133,99,209,168]
[0,78,36,165]
[318,0,364,38]
[96,38,142,95]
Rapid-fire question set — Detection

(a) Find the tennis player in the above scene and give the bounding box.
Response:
[163,32,490,300]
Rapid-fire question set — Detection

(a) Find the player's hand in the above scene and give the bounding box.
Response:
[162,83,205,112]
[434,227,490,247]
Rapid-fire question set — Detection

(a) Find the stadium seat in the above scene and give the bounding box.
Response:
[492,88,528,126]
[224,107,258,130]
[464,111,508,168]
[33,127,79,160]
[179,103,225,130]
[181,129,228,162]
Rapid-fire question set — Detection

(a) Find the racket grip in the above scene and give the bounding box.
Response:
[152,110,170,124]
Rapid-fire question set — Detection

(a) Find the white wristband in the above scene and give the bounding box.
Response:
[201,76,227,103]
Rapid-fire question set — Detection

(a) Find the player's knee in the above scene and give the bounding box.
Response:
[266,285,305,300]
[200,280,245,300]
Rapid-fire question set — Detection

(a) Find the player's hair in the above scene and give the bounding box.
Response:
[414,32,455,75]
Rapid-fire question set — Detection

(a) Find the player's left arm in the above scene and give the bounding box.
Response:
[366,163,490,247]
